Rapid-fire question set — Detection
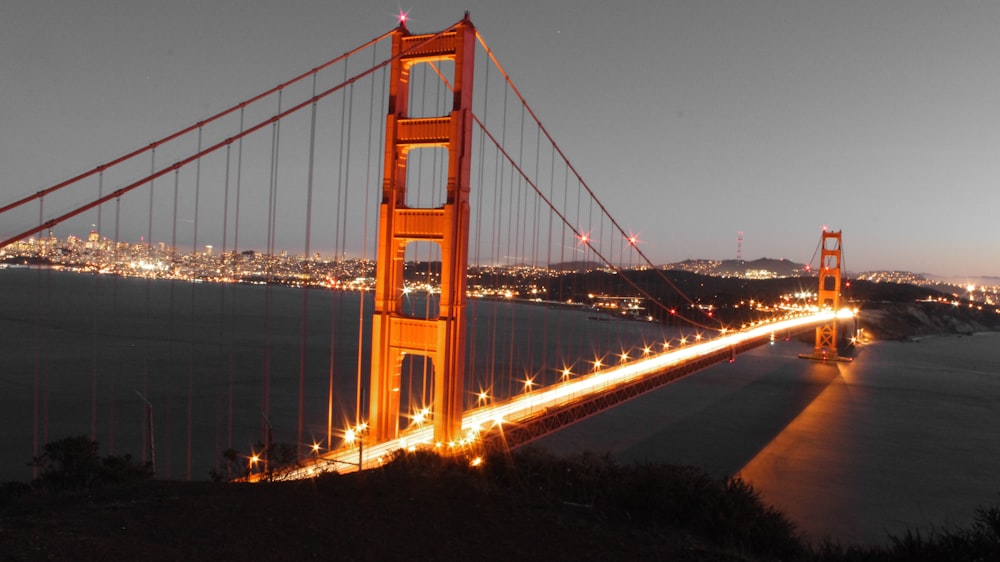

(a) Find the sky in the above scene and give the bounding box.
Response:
[2,0,999,277]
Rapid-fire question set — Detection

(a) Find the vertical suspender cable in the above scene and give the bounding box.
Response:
[550,149,563,368]
[477,31,722,330]
[486,144,499,398]
[336,64,349,265]
[531,129,552,378]
[187,127,204,480]
[42,211,52,450]
[470,62,490,399]
[331,61,354,425]
[216,143,231,462]
[39,210,52,450]
[31,198,43,479]
[109,197,121,455]
[341,85,354,270]
[167,168,180,478]
[262,90,283,464]
[147,148,156,245]
[229,108,246,451]
[337,47,379,448]
[91,170,104,442]
[234,109,245,253]
[299,74,319,458]
[488,142,501,398]
[142,149,156,462]
[513,106,530,377]
[354,52,387,434]
[503,92,516,396]
[492,86,508,398]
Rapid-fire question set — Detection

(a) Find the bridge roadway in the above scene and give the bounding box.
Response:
[260,309,852,481]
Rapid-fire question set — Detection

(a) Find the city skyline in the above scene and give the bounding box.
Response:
[2,1,999,276]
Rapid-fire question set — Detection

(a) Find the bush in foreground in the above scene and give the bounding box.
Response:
[378,447,1000,561]
[382,447,804,560]
[30,435,151,493]
[810,502,1000,562]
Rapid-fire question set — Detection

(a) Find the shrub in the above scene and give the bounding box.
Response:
[31,436,151,493]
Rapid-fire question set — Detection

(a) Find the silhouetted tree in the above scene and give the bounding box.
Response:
[32,436,150,492]
[209,448,247,482]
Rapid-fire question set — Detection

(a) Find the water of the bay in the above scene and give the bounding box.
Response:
[534,330,1000,545]
[2,268,998,546]
[0,268,676,482]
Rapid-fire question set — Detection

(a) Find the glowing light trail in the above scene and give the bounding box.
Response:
[268,309,849,481]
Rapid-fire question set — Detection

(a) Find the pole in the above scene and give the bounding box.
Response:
[136,391,155,478]
[358,386,366,471]
[262,414,272,475]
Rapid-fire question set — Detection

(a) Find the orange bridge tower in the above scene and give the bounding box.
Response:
[369,17,476,445]
[800,229,851,361]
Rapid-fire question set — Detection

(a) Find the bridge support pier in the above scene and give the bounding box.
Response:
[368,17,476,445]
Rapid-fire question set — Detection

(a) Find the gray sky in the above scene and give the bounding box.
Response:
[2,1,998,276]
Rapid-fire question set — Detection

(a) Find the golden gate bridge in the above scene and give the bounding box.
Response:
[0,15,849,482]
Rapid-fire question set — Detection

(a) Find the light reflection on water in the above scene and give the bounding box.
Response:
[740,333,1000,545]
[536,332,1000,546]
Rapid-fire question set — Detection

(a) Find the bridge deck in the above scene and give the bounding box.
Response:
[260,311,842,481]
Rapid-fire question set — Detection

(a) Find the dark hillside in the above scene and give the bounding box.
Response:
[4,448,998,561]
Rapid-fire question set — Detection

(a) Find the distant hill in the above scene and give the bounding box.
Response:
[664,258,807,278]
[927,274,1000,286]
[547,260,604,272]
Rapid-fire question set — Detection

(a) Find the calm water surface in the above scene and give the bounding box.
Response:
[0,268,674,481]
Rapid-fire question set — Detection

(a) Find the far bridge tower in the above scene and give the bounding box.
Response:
[800,229,851,362]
